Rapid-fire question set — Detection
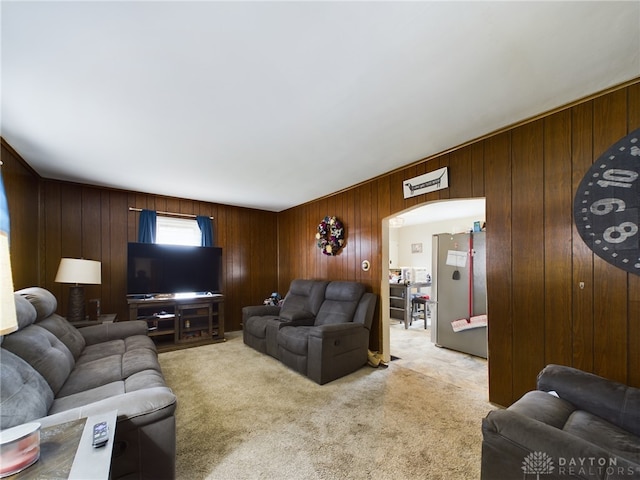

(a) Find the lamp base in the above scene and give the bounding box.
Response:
[67,286,85,323]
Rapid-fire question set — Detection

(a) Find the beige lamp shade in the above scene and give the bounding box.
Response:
[55,258,101,285]
[0,232,18,335]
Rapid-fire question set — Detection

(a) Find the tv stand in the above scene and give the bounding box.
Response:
[127,295,225,352]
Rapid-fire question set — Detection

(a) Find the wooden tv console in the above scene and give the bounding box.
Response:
[127,294,224,351]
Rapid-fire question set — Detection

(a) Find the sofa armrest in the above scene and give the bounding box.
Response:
[80,320,149,345]
[242,305,281,323]
[537,364,640,436]
[353,293,377,330]
[481,407,640,480]
[306,323,369,385]
[308,323,365,339]
[38,386,177,432]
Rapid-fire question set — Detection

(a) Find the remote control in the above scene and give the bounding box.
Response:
[92,421,109,448]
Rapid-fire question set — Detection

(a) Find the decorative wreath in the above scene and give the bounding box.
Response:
[316,216,345,256]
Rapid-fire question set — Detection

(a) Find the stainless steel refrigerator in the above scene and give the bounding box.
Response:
[431,231,487,358]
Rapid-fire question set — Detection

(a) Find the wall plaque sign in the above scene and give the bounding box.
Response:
[574,128,640,275]
[403,167,448,199]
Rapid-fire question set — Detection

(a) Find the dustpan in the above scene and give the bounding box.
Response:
[451,314,487,332]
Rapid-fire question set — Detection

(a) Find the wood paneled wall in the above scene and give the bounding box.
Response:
[4,79,639,407]
[278,81,640,407]
[3,144,279,331]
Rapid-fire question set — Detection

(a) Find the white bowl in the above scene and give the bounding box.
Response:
[0,422,41,477]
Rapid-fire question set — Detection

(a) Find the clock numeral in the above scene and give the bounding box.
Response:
[596,168,638,189]
[590,198,626,216]
[603,222,638,244]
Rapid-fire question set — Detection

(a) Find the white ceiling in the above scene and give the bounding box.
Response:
[2,1,639,212]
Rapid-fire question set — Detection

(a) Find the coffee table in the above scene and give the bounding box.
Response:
[9,410,117,479]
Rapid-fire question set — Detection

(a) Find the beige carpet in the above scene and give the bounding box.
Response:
[159,325,494,479]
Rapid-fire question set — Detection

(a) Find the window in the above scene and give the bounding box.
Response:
[156,216,201,246]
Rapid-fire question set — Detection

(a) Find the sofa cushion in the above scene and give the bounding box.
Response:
[124,370,168,392]
[13,293,37,330]
[77,335,156,365]
[1,325,75,395]
[564,410,640,463]
[278,326,313,355]
[49,370,169,416]
[508,391,576,429]
[59,346,163,398]
[538,363,640,437]
[124,334,157,352]
[36,314,86,359]
[80,321,150,346]
[49,381,125,415]
[280,280,328,318]
[16,287,57,320]
[78,340,127,363]
[244,314,280,339]
[122,348,162,378]
[58,354,124,397]
[0,349,54,429]
[315,281,365,326]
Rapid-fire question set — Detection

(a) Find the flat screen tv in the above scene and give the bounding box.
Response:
[127,242,222,297]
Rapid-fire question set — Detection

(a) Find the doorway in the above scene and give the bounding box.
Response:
[380,198,488,393]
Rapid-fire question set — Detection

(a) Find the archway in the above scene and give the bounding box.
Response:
[380,198,486,363]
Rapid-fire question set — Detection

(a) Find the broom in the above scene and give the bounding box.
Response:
[451,233,488,332]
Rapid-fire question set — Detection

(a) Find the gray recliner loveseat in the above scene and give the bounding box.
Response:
[481,364,640,479]
[242,279,376,384]
[0,287,177,479]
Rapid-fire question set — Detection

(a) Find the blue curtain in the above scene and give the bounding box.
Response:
[1,161,18,329]
[138,209,157,243]
[0,167,9,238]
[196,216,214,247]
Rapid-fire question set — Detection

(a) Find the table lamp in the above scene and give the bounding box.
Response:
[55,258,101,323]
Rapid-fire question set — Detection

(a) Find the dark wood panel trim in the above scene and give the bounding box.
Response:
[510,121,546,396]
[543,110,573,368]
[484,132,513,406]
[570,101,595,373]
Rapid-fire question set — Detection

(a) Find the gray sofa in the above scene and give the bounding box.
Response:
[0,287,176,480]
[481,364,640,480]
[242,279,376,384]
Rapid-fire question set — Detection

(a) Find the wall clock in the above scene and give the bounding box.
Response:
[574,128,640,275]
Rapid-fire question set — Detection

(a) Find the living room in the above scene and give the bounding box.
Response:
[2,2,640,478]
[6,77,640,404]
